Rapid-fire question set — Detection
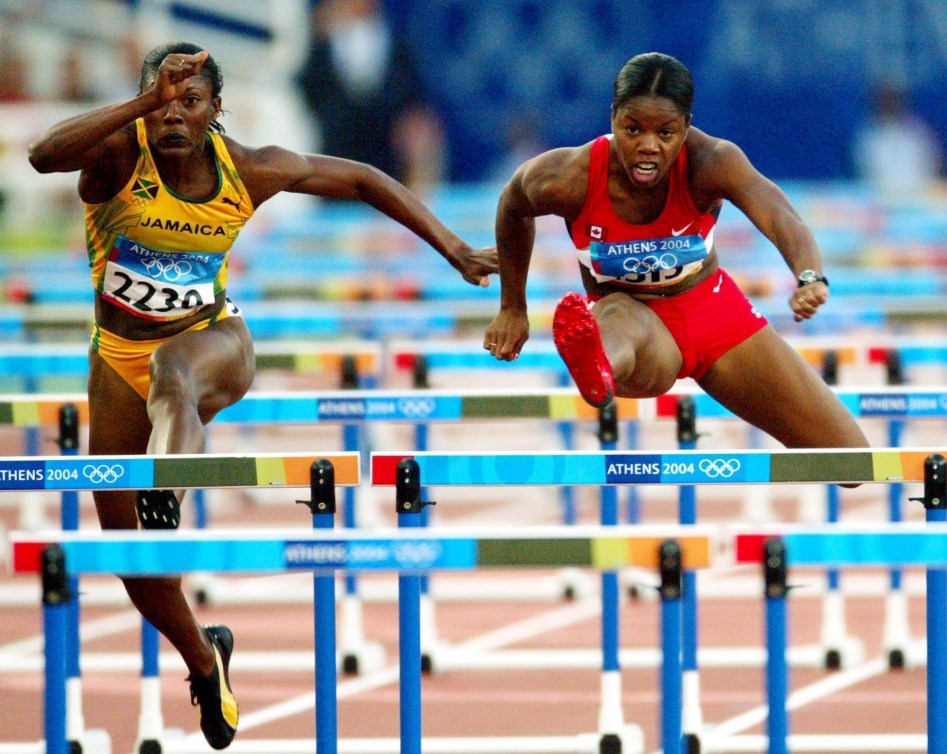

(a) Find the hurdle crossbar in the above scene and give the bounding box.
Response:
[0,451,358,492]
[4,386,947,428]
[371,447,947,486]
[9,525,715,576]
[734,523,947,566]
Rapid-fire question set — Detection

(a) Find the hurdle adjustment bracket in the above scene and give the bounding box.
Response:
[396,458,435,514]
[42,544,70,606]
[676,395,702,445]
[598,400,618,444]
[58,403,79,452]
[659,540,682,600]
[764,538,788,599]
[297,459,338,515]
[909,454,947,510]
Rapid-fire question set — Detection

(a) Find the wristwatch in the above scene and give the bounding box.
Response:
[797,269,828,288]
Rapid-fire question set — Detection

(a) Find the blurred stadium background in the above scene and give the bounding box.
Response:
[2,0,946,227]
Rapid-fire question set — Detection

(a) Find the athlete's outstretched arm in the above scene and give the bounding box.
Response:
[696,137,827,322]
[235,145,496,287]
[485,148,587,360]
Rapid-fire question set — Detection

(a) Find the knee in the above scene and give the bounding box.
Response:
[148,356,193,405]
[612,361,676,398]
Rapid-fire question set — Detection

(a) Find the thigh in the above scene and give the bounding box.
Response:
[593,292,683,396]
[697,325,869,449]
[88,350,151,529]
[150,316,255,422]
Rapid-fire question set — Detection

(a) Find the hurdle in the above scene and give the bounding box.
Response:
[0,387,642,679]
[371,447,947,754]
[0,340,381,539]
[0,340,382,389]
[730,453,947,754]
[0,451,358,754]
[9,520,714,754]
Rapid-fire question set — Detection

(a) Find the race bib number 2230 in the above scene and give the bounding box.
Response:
[102,236,225,319]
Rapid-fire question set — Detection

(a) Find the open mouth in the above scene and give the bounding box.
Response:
[634,162,658,176]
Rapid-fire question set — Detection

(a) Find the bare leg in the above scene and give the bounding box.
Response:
[593,292,684,397]
[88,316,255,676]
[697,325,869,449]
[88,350,216,676]
[147,316,255,456]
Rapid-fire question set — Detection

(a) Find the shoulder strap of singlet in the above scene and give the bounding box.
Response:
[668,142,702,217]
[584,135,611,207]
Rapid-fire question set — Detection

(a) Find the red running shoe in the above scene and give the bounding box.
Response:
[553,292,615,408]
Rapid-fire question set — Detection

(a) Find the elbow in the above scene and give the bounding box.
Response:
[352,163,392,198]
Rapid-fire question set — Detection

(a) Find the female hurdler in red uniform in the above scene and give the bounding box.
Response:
[484,52,867,451]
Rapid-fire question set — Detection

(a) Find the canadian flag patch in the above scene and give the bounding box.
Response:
[586,224,607,241]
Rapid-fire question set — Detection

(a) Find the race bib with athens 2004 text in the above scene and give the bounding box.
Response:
[589,233,708,286]
[101,236,226,319]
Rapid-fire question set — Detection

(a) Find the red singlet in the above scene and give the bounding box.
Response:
[567,135,768,381]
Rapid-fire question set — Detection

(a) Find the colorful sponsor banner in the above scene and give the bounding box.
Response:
[658,391,947,419]
[603,453,766,484]
[736,530,947,566]
[217,392,638,424]
[0,458,153,491]
[847,392,947,417]
[0,453,358,491]
[283,538,471,570]
[371,450,947,486]
[11,531,713,574]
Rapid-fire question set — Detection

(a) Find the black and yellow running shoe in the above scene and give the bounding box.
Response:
[188,625,239,749]
[136,489,180,529]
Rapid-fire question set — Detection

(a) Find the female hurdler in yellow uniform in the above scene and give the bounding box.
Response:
[29,42,496,749]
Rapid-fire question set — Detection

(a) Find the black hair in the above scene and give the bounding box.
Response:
[612,53,694,122]
[139,41,225,134]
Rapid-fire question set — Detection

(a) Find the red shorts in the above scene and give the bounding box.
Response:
[592,268,767,381]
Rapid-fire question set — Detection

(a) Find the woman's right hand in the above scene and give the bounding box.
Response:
[149,51,209,104]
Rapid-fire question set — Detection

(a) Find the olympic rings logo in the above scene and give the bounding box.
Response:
[698,458,741,478]
[397,398,437,418]
[622,253,679,274]
[83,464,125,484]
[142,257,193,281]
[393,541,442,567]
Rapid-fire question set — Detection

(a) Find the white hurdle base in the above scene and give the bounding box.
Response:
[161,732,642,753]
[702,733,927,752]
[0,729,112,754]
[0,642,854,675]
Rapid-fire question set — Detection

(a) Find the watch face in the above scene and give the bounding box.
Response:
[799,271,822,285]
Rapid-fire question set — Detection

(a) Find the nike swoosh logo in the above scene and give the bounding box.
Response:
[671,223,692,236]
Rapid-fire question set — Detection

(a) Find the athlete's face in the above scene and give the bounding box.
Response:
[611,95,689,189]
[143,75,220,159]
